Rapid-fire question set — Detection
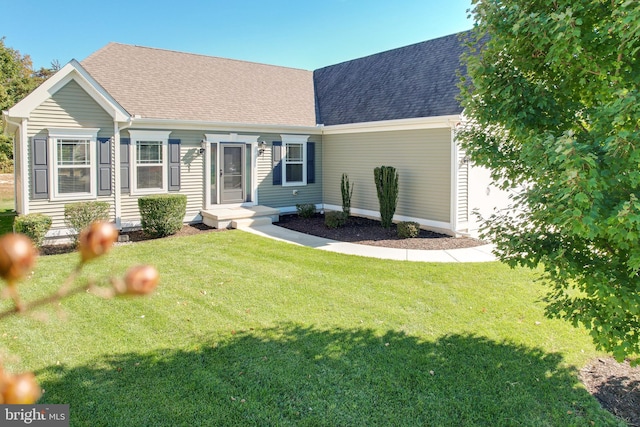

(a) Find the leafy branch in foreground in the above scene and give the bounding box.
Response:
[458,0,640,362]
[0,221,159,403]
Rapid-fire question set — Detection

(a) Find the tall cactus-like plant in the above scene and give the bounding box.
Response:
[341,173,354,216]
[374,166,399,229]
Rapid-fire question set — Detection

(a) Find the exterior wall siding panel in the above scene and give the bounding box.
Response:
[256,135,323,210]
[120,129,205,225]
[26,80,115,229]
[322,128,451,224]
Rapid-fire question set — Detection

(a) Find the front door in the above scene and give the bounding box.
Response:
[220,144,245,204]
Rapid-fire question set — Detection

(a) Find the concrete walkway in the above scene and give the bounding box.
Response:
[241,224,497,263]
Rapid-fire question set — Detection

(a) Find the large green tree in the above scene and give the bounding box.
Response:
[458,0,640,361]
[0,38,54,171]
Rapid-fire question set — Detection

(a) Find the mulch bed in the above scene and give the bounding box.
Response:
[580,358,640,426]
[275,213,485,250]
[39,223,224,256]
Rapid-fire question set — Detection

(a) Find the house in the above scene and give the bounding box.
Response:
[2,31,502,239]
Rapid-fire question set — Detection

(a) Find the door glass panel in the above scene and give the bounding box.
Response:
[221,145,244,203]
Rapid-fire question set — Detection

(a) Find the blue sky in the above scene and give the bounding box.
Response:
[2,0,474,71]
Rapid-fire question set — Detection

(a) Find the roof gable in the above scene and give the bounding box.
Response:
[81,43,317,127]
[4,59,129,122]
[313,32,468,126]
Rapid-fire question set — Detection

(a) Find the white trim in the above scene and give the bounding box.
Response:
[281,134,309,187]
[49,127,100,201]
[128,130,171,195]
[48,128,101,138]
[321,115,461,135]
[135,118,322,135]
[20,118,29,214]
[6,60,129,122]
[449,122,458,234]
[203,133,260,208]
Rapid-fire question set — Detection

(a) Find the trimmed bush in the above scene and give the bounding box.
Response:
[341,173,354,216]
[138,194,187,237]
[324,211,347,229]
[374,166,399,229]
[64,201,110,242]
[14,213,52,248]
[397,221,420,239]
[296,203,316,218]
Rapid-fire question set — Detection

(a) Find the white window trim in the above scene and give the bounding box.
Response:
[128,130,171,195]
[281,134,309,187]
[48,127,100,200]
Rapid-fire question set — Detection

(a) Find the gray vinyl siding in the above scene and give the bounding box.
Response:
[322,128,451,223]
[28,80,114,137]
[26,79,116,229]
[120,129,205,224]
[257,135,323,208]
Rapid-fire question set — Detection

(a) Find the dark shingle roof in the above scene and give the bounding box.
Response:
[313,31,469,126]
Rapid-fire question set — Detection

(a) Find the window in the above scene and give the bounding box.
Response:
[281,134,309,186]
[136,140,163,189]
[128,130,171,193]
[49,128,99,199]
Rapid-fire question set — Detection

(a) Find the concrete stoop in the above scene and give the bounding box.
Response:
[201,206,280,229]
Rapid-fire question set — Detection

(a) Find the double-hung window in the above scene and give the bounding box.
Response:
[128,130,171,194]
[49,128,99,199]
[282,134,309,186]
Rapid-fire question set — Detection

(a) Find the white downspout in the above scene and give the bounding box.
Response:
[449,121,458,235]
[114,119,132,229]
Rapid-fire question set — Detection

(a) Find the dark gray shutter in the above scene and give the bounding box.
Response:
[307,142,315,184]
[168,139,181,191]
[31,137,49,199]
[120,138,130,193]
[97,137,112,196]
[272,141,282,185]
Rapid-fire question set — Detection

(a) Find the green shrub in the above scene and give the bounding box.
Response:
[397,221,420,239]
[341,173,354,216]
[138,194,187,237]
[296,203,316,218]
[64,201,110,242]
[374,166,399,229]
[14,213,52,248]
[324,211,347,229]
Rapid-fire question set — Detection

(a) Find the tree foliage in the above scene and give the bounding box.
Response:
[0,38,57,172]
[458,0,640,361]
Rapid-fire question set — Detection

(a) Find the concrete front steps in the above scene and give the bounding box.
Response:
[201,206,280,229]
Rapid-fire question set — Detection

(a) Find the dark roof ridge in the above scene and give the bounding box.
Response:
[316,30,472,71]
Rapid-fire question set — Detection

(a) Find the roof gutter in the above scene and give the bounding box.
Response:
[321,114,461,135]
[129,117,323,135]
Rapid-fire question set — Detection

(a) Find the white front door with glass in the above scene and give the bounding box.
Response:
[205,134,259,207]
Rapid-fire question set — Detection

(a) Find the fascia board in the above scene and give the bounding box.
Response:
[130,117,323,135]
[321,115,461,135]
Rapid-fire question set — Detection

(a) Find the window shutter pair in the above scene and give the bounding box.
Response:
[271,141,315,185]
[30,136,114,198]
[120,138,181,193]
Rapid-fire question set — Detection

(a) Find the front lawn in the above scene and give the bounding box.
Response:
[0,231,623,426]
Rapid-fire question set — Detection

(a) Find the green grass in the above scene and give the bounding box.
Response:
[0,231,624,426]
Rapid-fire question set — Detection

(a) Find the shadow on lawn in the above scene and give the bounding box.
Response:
[38,325,620,427]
